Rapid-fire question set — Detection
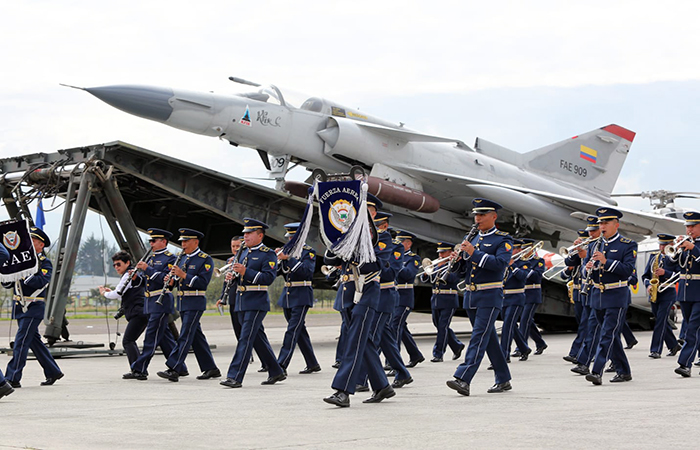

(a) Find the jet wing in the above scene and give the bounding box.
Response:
[398,165,685,237]
[353,121,471,147]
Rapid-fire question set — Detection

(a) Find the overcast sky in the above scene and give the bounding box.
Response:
[2,1,700,246]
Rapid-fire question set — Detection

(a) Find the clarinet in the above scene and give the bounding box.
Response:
[155,251,184,306]
[458,224,480,262]
[581,238,601,296]
[219,243,246,306]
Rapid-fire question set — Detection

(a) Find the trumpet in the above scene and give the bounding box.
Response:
[515,241,544,261]
[321,265,338,276]
[214,263,234,277]
[664,235,692,259]
[558,236,600,258]
[416,255,452,277]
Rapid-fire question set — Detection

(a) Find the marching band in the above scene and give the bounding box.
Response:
[2,197,700,405]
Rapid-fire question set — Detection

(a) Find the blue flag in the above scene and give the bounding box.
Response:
[36,197,46,230]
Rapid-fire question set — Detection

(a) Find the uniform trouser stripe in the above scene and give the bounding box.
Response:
[455,308,497,381]
[168,310,203,371]
[132,313,168,374]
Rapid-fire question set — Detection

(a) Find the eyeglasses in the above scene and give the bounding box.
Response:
[113,262,124,267]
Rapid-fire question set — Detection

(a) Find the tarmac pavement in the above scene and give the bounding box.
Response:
[0,312,698,449]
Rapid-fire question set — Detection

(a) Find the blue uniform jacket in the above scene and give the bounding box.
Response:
[589,233,637,310]
[2,253,52,320]
[324,229,391,311]
[377,236,403,314]
[396,249,421,308]
[523,256,545,305]
[669,237,700,303]
[235,243,277,312]
[176,248,214,312]
[142,249,176,314]
[503,259,528,307]
[277,245,316,309]
[455,227,512,309]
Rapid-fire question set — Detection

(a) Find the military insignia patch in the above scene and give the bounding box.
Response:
[414,260,419,266]
[3,231,20,251]
[538,262,543,267]
[42,268,48,275]
[309,253,315,259]
[378,242,387,250]
[205,264,211,271]
[505,242,512,251]
[633,250,637,258]
[394,251,401,259]
[523,265,528,269]
[269,261,276,268]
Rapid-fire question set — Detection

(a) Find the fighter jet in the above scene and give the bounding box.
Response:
[68,79,684,245]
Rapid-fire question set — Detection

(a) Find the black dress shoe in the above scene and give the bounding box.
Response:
[261,373,287,385]
[383,363,393,371]
[519,348,532,361]
[406,356,425,368]
[511,350,522,358]
[695,360,700,367]
[196,368,222,380]
[624,339,638,350]
[430,357,443,363]
[534,344,548,355]
[649,352,661,359]
[157,369,180,382]
[487,381,512,393]
[452,343,466,360]
[571,364,590,375]
[178,371,189,377]
[258,366,268,373]
[563,355,578,363]
[487,364,494,370]
[446,378,470,396]
[331,361,341,369]
[9,381,21,389]
[299,365,322,374]
[324,390,350,407]
[667,343,683,356]
[387,369,397,377]
[363,385,395,403]
[610,373,632,383]
[123,371,147,380]
[604,363,616,373]
[355,384,370,392]
[220,378,242,388]
[41,373,64,386]
[0,382,14,399]
[391,377,413,388]
[678,338,686,346]
[675,365,691,377]
[585,373,602,385]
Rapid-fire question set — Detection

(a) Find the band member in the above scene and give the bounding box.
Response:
[562,229,589,363]
[420,242,464,363]
[447,199,513,396]
[220,219,286,388]
[216,236,244,337]
[127,228,185,380]
[358,212,412,389]
[157,228,220,382]
[100,251,148,369]
[500,240,530,361]
[324,194,394,407]
[584,208,636,385]
[0,243,14,400]
[275,223,321,374]
[671,212,700,377]
[517,239,547,356]
[392,231,425,367]
[642,236,682,359]
[2,227,63,387]
[571,217,604,376]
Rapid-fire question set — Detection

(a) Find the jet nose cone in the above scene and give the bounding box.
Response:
[85,85,174,123]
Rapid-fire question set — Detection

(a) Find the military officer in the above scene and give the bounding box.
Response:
[275,223,321,374]
[391,230,425,367]
[584,208,637,385]
[571,217,604,376]
[420,242,464,363]
[518,239,547,356]
[358,212,412,389]
[324,194,394,407]
[500,240,530,361]
[157,228,220,382]
[447,199,513,396]
[0,243,14,400]
[562,229,589,363]
[216,236,244,338]
[100,251,148,370]
[671,212,700,377]
[220,219,287,388]
[2,227,63,387]
[642,234,682,359]
[127,228,185,380]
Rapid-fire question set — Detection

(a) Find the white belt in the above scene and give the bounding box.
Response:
[380,281,396,290]
[433,289,458,295]
[13,295,44,303]
[504,288,525,295]
[237,285,268,292]
[145,290,163,297]
[524,284,541,290]
[285,281,312,288]
[179,290,205,296]
[396,283,414,289]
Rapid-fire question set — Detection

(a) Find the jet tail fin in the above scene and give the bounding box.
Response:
[521,125,635,197]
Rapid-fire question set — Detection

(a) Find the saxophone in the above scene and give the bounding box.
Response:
[648,252,661,303]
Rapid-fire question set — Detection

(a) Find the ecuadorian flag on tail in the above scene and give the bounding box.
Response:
[580,145,597,164]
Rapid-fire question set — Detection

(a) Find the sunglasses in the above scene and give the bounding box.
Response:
[113,262,125,267]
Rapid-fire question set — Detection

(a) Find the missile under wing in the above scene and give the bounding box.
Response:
[72,81,685,244]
